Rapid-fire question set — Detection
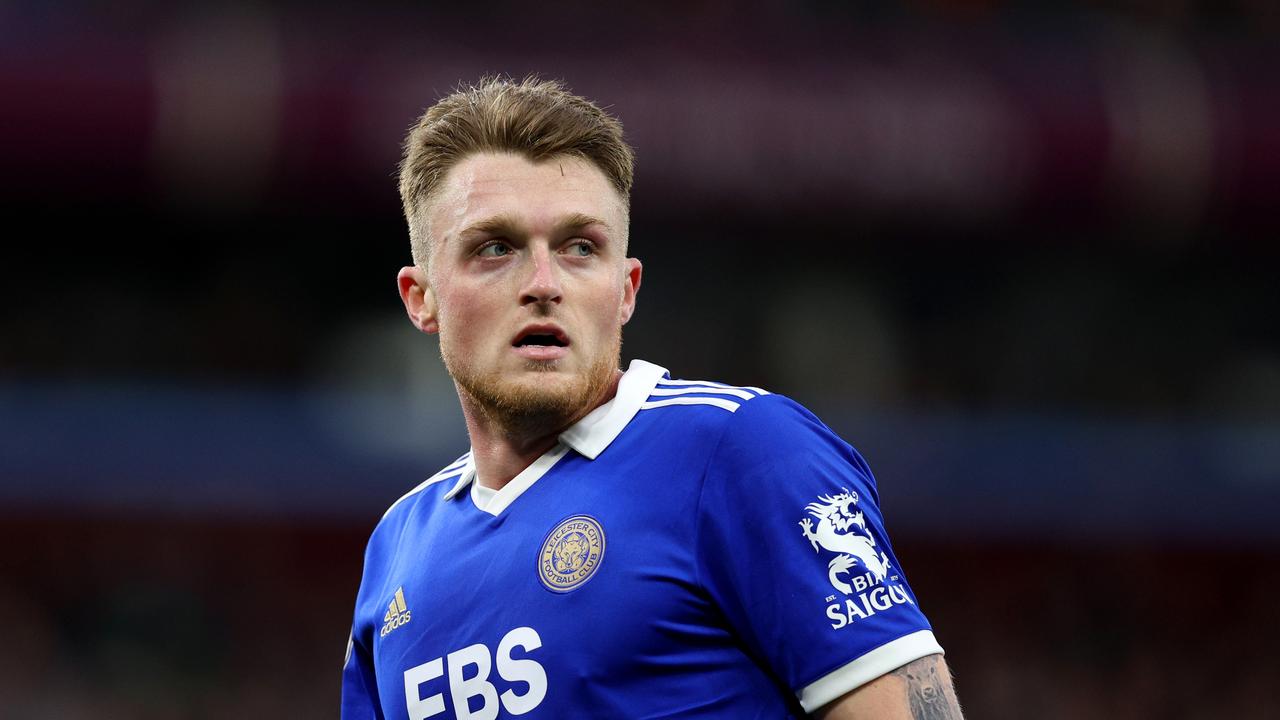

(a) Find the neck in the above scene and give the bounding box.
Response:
[459,370,623,491]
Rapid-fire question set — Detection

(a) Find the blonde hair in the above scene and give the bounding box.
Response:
[398,76,634,265]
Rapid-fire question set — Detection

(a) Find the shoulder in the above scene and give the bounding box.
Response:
[658,379,846,461]
[618,372,772,445]
[373,451,471,533]
[692,389,876,495]
[623,373,784,457]
[634,374,778,436]
[639,370,825,427]
[634,373,856,471]
[357,451,471,587]
[634,371,842,448]
[641,374,773,413]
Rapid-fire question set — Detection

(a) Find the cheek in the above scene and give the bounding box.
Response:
[584,282,625,327]
[618,278,634,318]
[436,288,492,344]
[611,277,633,322]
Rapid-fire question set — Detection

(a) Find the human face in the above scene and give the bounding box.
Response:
[398,152,641,433]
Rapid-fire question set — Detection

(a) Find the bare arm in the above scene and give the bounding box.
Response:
[812,653,963,720]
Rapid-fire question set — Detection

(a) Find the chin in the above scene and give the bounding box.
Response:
[504,370,580,405]
[449,352,616,432]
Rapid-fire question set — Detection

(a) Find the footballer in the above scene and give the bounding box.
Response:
[341,76,963,720]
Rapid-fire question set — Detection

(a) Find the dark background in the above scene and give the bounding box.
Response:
[2,1,1278,717]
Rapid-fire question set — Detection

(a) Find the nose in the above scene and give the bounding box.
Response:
[520,244,563,306]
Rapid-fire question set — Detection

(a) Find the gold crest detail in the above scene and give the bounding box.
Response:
[538,515,606,593]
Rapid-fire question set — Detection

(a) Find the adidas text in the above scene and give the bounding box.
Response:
[381,587,412,637]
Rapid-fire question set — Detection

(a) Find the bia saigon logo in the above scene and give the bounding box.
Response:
[799,489,916,629]
[538,515,605,593]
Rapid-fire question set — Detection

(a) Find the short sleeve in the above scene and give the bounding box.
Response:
[694,395,943,713]
[341,626,385,720]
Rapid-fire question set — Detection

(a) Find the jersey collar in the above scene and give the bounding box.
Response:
[559,358,668,460]
[443,359,668,501]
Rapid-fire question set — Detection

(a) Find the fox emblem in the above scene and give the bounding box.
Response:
[799,488,891,594]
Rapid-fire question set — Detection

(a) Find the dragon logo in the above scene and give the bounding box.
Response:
[799,488,891,595]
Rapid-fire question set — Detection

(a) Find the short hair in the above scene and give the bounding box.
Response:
[398,76,634,265]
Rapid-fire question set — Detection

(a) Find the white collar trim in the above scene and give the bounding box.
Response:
[559,359,668,460]
[441,359,668,512]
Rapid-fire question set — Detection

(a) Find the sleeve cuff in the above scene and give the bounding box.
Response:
[796,630,945,712]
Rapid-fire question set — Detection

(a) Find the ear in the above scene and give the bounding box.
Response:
[619,257,643,325]
[397,265,438,334]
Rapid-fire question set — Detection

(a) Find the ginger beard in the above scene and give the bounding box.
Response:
[440,317,621,438]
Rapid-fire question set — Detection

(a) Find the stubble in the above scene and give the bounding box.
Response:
[443,328,621,439]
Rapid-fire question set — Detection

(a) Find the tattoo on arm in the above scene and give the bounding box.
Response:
[890,654,964,720]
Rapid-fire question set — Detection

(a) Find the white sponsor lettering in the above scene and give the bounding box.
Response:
[404,658,445,720]
[496,626,547,715]
[826,584,916,629]
[850,572,873,594]
[403,627,546,718]
[448,643,498,720]
[827,604,847,629]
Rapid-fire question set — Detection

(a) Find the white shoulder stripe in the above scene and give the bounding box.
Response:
[649,385,756,401]
[381,471,465,519]
[439,455,470,474]
[381,454,471,520]
[640,396,741,413]
[657,378,770,396]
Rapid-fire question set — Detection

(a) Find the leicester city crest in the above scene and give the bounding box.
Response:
[538,515,606,593]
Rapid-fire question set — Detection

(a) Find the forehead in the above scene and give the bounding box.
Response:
[425,152,626,241]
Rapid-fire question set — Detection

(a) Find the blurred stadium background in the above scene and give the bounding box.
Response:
[2,1,1278,717]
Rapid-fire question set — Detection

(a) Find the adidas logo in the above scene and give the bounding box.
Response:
[380,587,411,637]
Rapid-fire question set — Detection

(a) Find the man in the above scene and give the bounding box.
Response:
[342,76,963,719]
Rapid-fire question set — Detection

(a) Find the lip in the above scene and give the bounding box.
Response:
[512,344,570,361]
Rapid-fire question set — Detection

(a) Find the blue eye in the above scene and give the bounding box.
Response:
[478,242,512,258]
[568,240,595,257]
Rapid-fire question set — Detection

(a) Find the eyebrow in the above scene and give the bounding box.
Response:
[459,212,613,238]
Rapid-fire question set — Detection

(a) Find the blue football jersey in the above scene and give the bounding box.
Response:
[341,359,942,719]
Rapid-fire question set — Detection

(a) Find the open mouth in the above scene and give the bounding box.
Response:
[512,326,570,348]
